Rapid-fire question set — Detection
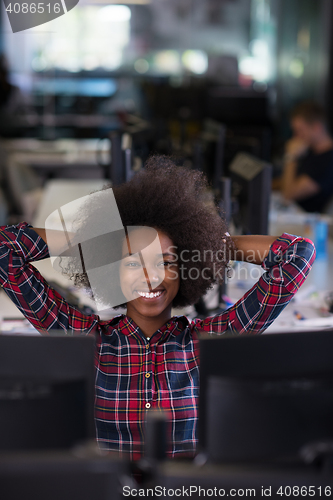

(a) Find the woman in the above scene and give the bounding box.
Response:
[0,155,316,460]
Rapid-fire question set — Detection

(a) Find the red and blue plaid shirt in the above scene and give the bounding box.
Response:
[0,223,316,460]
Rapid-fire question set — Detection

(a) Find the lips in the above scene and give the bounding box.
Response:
[136,290,165,299]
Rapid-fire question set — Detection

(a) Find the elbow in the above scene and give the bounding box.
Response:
[301,238,317,268]
[289,238,317,291]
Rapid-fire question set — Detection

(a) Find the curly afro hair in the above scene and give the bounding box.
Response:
[61,155,234,309]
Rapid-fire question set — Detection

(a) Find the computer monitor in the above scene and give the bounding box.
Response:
[0,335,95,452]
[229,152,272,235]
[199,330,333,464]
[0,451,129,500]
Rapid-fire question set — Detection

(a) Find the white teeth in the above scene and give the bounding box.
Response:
[137,291,163,299]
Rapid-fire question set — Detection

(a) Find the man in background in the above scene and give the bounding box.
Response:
[280,101,333,213]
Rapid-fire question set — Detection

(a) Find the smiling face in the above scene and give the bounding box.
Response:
[119,227,180,322]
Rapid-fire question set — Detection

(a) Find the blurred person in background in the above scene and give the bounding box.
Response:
[0,54,31,137]
[279,101,333,213]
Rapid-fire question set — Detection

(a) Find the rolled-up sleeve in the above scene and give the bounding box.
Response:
[0,222,98,334]
[193,233,316,335]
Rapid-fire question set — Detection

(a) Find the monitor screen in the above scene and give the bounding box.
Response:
[229,153,272,235]
[0,335,95,452]
[33,78,117,97]
[199,330,333,464]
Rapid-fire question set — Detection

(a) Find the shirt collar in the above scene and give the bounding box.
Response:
[104,314,190,341]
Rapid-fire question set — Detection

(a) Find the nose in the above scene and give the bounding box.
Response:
[142,264,163,290]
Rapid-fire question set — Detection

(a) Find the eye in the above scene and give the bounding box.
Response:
[159,261,176,267]
[124,261,141,268]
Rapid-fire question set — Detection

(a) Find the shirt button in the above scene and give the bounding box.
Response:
[145,373,150,378]
[146,337,150,341]
[145,403,151,409]
[146,344,149,349]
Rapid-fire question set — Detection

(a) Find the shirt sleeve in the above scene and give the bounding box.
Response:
[0,222,99,334]
[192,233,316,335]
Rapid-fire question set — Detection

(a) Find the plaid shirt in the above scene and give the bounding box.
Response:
[0,223,316,460]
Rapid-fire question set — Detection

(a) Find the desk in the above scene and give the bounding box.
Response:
[264,193,333,332]
[1,138,110,177]
[0,139,110,222]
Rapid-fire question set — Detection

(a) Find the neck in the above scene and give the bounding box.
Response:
[125,305,173,338]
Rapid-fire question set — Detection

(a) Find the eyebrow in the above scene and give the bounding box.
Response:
[122,252,176,259]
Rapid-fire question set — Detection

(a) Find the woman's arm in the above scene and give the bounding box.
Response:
[32,227,75,256]
[231,235,277,265]
[33,227,46,242]
[194,233,316,335]
[0,223,97,334]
